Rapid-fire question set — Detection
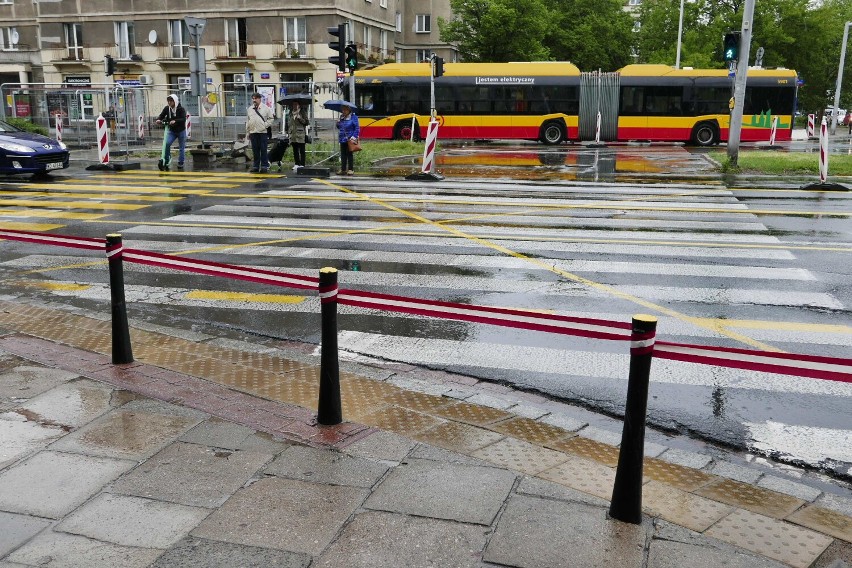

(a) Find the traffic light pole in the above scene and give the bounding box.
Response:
[726,0,755,167]
[830,22,852,135]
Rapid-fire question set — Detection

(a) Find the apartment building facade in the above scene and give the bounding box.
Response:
[0,0,455,95]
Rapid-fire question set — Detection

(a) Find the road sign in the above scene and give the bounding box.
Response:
[184,17,206,45]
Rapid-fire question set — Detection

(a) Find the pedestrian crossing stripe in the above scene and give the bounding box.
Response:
[0,222,64,231]
[121,171,284,178]
[23,183,213,195]
[184,290,306,303]
[0,210,105,220]
[0,190,184,203]
[0,199,147,211]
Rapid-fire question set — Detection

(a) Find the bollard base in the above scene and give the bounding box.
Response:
[800,181,849,191]
[86,162,141,172]
[406,171,445,181]
[295,166,330,177]
[758,145,783,150]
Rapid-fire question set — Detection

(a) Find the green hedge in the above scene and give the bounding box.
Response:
[5,118,49,136]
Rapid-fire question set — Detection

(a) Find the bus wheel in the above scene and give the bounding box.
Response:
[691,122,718,146]
[540,121,565,145]
[394,121,421,141]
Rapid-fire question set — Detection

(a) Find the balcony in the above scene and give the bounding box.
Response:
[212,40,255,61]
[157,43,189,62]
[102,44,144,65]
[47,46,91,66]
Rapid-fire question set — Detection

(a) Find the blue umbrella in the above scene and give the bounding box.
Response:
[323,99,357,112]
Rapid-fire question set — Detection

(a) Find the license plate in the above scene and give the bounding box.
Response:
[45,162,64,170]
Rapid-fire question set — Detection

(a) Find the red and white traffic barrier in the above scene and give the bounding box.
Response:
[0,228,105,250]
[769,115,778,145]
[420,119,439,174]
[138,114,145,140]
[96,113,109,164]
[595,111,602,145]
[807,113,815,138]
[819,117,828,183]
[186,112,192,139]
[55,113,62,142]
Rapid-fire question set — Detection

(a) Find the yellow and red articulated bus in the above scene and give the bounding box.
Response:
[351,62,798,146]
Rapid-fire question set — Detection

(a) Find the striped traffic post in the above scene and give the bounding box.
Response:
[807,113,815,138]
[769,115,778,146]
[609,314,657,524]
[595,111,601,144]
[96,113,109,164]
[55,113,62,142]
[137,114,144,140]
[819,116,828,183]
[406,119,444,180]
[317,267,342,425]
[186,112,192,139]
[105,234,134,364]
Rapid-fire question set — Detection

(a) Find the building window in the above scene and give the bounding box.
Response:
[169,20,190,58]
[380,29,387,60]
[1,27,18,51]
[416,49,431,62]
[225,18,248,57]
[380,0,386,7]
[395,13,402,32]
[64,23,83,60]
[363,26,372,57]
[415,14,431,33]
[285,17,306,57]
[115,21,136,59]
[0,0,12,5]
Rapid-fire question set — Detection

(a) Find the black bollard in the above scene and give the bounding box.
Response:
[105,234,134,364]
[317,267,342,425]
[609,314,657,524]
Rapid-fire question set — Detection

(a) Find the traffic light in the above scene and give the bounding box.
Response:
[344,43,358,70]
[104,55,116,76]
[433,56,444,78]
[723,32,741,62]
[327,23,346,73]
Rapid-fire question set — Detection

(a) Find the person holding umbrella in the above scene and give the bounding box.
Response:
[334,102,359,175]
[288,101,309,170]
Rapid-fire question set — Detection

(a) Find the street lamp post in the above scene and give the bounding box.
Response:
[831,21,852,134]
[675,0,685,69]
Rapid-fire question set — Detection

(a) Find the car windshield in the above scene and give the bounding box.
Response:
[0,120,22,133]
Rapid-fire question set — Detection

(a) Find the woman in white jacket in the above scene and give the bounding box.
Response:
[246,92,274,173]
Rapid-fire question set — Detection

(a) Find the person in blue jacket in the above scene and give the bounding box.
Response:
[336,105,360,175]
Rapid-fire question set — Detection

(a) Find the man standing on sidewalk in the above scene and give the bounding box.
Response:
[155,94,187,169]
[246,92,274,173]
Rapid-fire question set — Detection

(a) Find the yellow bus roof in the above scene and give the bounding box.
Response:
[355,61,582,78]
[617,63,797,78]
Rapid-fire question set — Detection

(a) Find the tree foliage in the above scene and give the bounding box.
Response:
[542,0,635,70]
[635,0,852,112]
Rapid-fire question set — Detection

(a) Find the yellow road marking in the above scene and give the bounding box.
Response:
[0,190,183,202]
[318,178,784,352]
[23,281,91,291]
[185,290,306,303]
[693,318,852,334]
[25,183,213,195]
[0,222,64,231]
[0,209,105,220]
[0,199,146,210]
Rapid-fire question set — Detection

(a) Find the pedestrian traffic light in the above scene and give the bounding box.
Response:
[433,56,444,78]
[327,24,346,73]
[723,32,741,62]
[104,54,116,76]
[344,44,358,70]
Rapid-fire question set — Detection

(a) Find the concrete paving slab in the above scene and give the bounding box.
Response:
[264,445,389,488]
[0,416,65,469]
[515,476,610,508]
[647,537,787,568]
[111,442,273,508]
[16,379,117,429]
[6,530,163,568]
[192,476,367,555]
[364,458,516,525]
[316,510,488,568]
[408,443,494,466]
[344,430,416,462]
[0,366,80,401]
[483,494,648,568]
[149,535,311,568]
[0,511,51,557]
[178,418,258,449]
[48,407,202,460]
[757,474,822,502]
[0,451,134,518]
[56,493,211,549]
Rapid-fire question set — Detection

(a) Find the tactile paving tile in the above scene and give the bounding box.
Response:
[415,420,506,454]
[380,389,456,414]
[642,480,734,532]
[549,436,620,467]
[472,437,568,475]
[787,505,852,543]
[430,401,512,426]
[537,454,616,500]
[706,509,832,568]
[696,478,805,519]
[642,456,716,491]
[487,416,575,446]
[358,405,445,436]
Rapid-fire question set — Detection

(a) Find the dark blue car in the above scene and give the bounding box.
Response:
[0,119,69,175]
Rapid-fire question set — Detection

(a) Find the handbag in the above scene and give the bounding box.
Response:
[347,137,362,152]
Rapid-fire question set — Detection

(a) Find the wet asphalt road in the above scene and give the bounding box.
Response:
[0,142,850,479]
